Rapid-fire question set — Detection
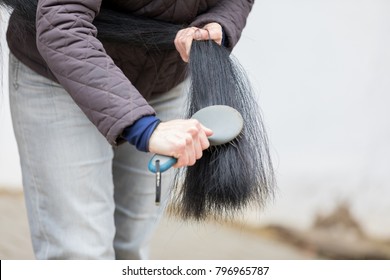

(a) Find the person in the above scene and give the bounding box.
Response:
[5,0,255,259]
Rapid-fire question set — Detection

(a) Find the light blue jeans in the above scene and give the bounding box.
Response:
[9,54,185,259]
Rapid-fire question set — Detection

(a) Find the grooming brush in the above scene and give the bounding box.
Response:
[148,105,244,204]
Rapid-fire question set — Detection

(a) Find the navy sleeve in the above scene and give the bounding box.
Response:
[122,115,161,152]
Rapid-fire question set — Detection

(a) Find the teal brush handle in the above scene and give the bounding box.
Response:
[148,154,177,173]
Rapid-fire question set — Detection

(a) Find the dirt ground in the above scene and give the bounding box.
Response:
[1,189,389,260]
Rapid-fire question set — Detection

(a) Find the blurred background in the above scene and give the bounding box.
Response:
[1,0,390,259]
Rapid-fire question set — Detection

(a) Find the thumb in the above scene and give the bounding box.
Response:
[201,124,213,137]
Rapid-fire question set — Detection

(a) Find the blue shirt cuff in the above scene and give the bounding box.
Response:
[122,115,161,152]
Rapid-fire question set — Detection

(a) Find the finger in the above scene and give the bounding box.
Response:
[174,27,198,62]
[203,23,223,45]
[193,29,210,41]
[173,154,186,168]
[174,29,186,61]
[189,120,208,156]
[174,30,188,62]
[200,124,214,137]
[194,29,203,40]
[185,135,197,166]
[194,126,210,151]
[173,135,193,168]
[193,137,204,160]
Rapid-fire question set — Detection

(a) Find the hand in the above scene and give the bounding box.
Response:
[174,22,223,62]
[148,119,213,168]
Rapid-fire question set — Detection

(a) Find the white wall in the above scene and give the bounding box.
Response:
[234,0,390,239]
[1,1,390,238]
